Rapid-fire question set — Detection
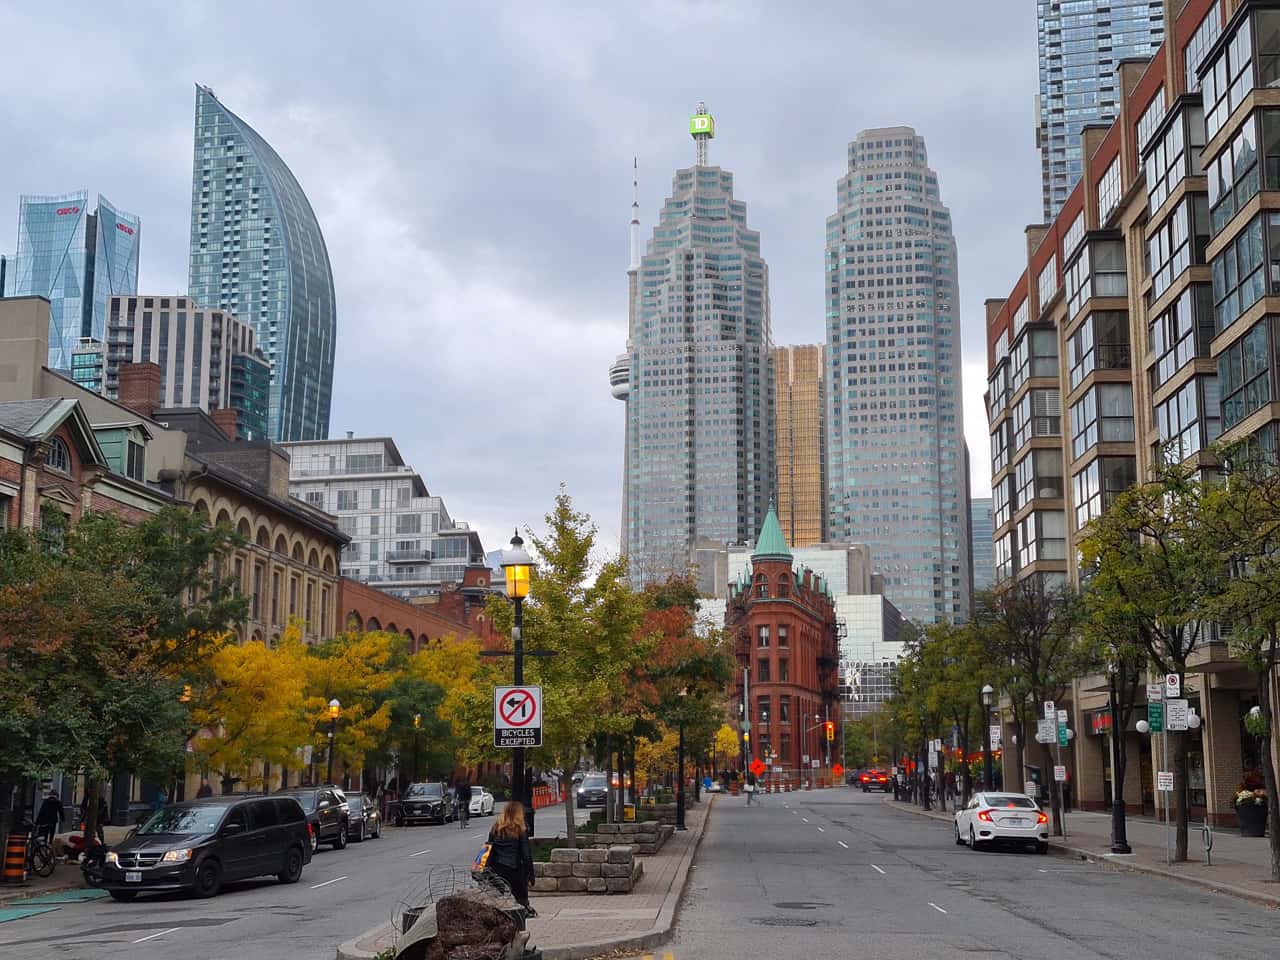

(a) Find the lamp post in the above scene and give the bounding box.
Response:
[981,684,995,791]
[326,698,341,785]
[501,532,533,810]
[676,687,688,831]
[413,713,422,782]
[1106,664,1131,854]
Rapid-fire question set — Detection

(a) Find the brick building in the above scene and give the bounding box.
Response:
[723,507,840,782]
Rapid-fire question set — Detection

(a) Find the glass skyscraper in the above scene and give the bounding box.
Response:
[1036,0,1164,220]
[11,191,140,370]
[825,127,969,624]
[614,107,774,583]
[969,497,994,593]
[188,85,336,442]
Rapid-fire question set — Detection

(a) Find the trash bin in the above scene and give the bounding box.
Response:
[623,802,636,822]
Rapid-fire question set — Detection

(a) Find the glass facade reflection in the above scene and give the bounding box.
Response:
[188,85,336,442]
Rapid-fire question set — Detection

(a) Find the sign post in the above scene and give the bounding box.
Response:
[494,685,543,748]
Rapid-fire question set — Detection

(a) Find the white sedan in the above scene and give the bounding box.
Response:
[954,792,1049,853]
[469,787,495,816]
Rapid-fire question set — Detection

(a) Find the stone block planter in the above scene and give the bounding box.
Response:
[574,820,673,855]
[532,844,643,894]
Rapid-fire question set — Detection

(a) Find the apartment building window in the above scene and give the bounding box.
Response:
[1096,158,1122,225]
[1073,457,1137,529]
[1185,8,1222,93]
[1011,328,1057,391]
[304,491,324,508]
[271,570,280,625]
[1037,256,1059,315]
[988,360,1010,418]
[1071,384,1135,458]
[126,440,144,481]
[289,575,299,617]
[1066,240,1127,318]
[758,657,771,683]
[1017,510,1066,566]
[1063,211,1086,259]
[337,516,357,535]
[777,624,789,646]
[758,625,770,648]
[1151,285,1215,389]
[1209,118,1260,233]
[780,696,791,723]
[344,541,362,562]
[345,453,384,473]
[336,489,358,511]
[320,585,329,637]
[396,485,411,507]
[994,531,1016,582]
[757,696,771,726]
[1211,214,1265,331]
[1202,12,1280,140]
[1013,388,1062,450]
[369,515,379,535]
[1136,93,1166,154]
[1012,298,1029,337]
[779,659,790,683]
[1156,377,1221,461]
[1219,318,1272,430]
[370,488,380,509]
[1015,448,1065,505]
[993,475,1015,529]
[368,540,379,561]
[1146,104,1206,214]
[991,419,1013,476]
[1150,195,1210,299]
[252,562,264,620]
[305,580,314,630]
[1068,311,1130,390]
[396,513,422,534]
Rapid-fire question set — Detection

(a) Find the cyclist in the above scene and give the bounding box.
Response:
[454,777,472,830]
[35,790,64,845]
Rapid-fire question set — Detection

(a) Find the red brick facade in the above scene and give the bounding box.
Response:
[337,565,500,651]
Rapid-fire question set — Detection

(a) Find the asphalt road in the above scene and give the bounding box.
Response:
[0,808,558,960]
[669,787,1277,959]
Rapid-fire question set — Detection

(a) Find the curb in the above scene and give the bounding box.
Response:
[879,796,1280,910]
[335,799,714,960]
[0,882,80,906]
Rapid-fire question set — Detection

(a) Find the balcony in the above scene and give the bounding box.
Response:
[386,549,433,563]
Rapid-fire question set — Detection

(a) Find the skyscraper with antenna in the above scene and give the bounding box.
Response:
[610,105,774,584]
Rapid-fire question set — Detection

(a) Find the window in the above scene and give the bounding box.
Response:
[779,659,789,683]
[1219,318,1272,430]
[252,562,264,620]
[1014,448,1064,505]
[1146,104,1206,214]
[1096,158,1122,225]
[1155,377,1221,461]
[756,577,769,598]
[1066,240,1126,318]
[993,475,1015,529]
[1068,311,1129,390]
[1017,510,1066,566]
[1012,298,1029,336]
[305,491,324,508]
[777,624,789,646]
[0,493,9,530]
[1063,211,1085,258]
[369,515,379,535]
[994,531,1016,582]
[126,440,144,481]
[368,540,379,561]
[991,419,1013,476]
[1186,8,1223,93]
[1208,117,1259,234]
[1011,328,1057,391]
[45,437,70,474]
[1151,284,1215,388]
[369,489,380,509]
[271,570,281,625]
[757,696,771,726]
[1073,457,1136,529]
[1071,384,1134,458]
[757,657,771,683]
[396,514,422,534]
[779,696,791,723]
[336,490,358,511]
[1149,195,1210,300]
[1137,94,1166,153]
[396,486,411,507]
[1037,257,1059,314]
[988,360,1011,418]
[1203,15,1253,140]
[345,453,384,473]
[1013,389,1062,449]
[1211,213,1265,331]
[757,625,770,648]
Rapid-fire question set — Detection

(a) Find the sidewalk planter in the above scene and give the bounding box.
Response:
[578,821,674,855]
[531,845,643,893]
[1235,802,1267,837]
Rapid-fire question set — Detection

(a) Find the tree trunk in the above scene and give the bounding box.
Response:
[629,742,637,808]
[83,778,100,846]
[604,736,613,824]
[561,771,576,843]
[1041,741,1062,836]
[1257,659,1280,881]
[960,730,972,807]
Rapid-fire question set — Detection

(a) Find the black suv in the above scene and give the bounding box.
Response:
[276,786,350,852]
[397,782,456,825]
[102,796,311,901]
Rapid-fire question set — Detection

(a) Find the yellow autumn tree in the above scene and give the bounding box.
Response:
[302,627,397,780]
[406,635,482,728]
[634,729,681,790]
[713,723,740,772]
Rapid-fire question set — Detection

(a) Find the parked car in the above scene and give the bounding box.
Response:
[859,770,891,792]
[346,794,381,841]
[101,796,312,901]
[575,774,608,808]
[954,791,1049,853]
[276,786,349,853]
[469,787,495,817]
[398,782,457,825]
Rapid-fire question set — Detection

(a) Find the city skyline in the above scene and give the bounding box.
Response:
[0,1,1041,559]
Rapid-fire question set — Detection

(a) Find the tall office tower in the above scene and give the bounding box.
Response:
[1036,0,1164,220]
[11,192,141,370]
[825,127,970,624]
[188,84,336,442]
[0,253,11,296]
[614,105,774,583]
[969,497,994,594]
[774,344,826,547]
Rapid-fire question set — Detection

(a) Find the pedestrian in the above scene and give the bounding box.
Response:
[95,794,109,844]
[744,771,757,806]
[455,776,471,830]
[196,778,213,799]
[35,791,63,844]
[153,786,168,813]
[485,801,536,916]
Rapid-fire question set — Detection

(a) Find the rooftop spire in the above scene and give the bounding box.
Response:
[689,102,715,167]
[628,157,640,273]
[752,503,791,561]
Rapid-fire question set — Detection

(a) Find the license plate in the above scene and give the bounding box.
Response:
[1006,818,1026,825]
[125,871,142,883]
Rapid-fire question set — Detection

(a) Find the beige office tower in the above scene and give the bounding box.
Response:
[773,344,826,547]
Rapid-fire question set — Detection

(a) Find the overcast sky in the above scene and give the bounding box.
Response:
[1,0,1042,558]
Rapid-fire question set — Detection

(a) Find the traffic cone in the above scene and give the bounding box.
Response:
[2,828,28,885]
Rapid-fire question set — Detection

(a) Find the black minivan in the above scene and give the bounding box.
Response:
[102,796,312,900]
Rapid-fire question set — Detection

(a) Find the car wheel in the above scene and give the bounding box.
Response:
[278,845,304,883]
[395,814,405,828]
[108,890,138,902]
[1036,842,1049,855]
[356,822,365,843]
[954,824,966,846]
[332,821,348,849]
[373,822,381,839]
[969,827,983,851]
[310,829,319,854]
[194,859,223,898]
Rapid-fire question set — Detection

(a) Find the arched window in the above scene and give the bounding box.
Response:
[46,437,71,474]
[755,574,769,599]
[777,576,790,598]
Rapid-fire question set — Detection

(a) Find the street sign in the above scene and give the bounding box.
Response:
[989,724,1002,750]
[933,738,943,752]
[1166,698,1189,731]
[811,758,820,769]
[1057,723,1068,747]
[1146,682,1163,702]
[1157,771,1174,792]
[1053,765,1067,782]
[1037,717,1056,743]
[1043,700,1055,719]
[928,751,938,771]
[1056,709,1067,723]
[801,754,809,763]
[832,763,845,779]
[494,685,543,748]
[1147,701,1164,733]
[1164,674,1181,699]
[749,758,766,777]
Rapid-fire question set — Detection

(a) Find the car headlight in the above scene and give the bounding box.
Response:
[161,849,193,863]
[104,851,120,866]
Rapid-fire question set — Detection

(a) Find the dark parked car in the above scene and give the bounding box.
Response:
[276,786,349,852]
[859,769,891,792]
[101,796,311,901]
[397,782,456,825]
[346,794,382,841]
[576,774,608,809]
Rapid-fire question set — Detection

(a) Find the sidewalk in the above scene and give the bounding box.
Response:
[0,826,133,907]
[337,800,713,960]
[883,796,1280,908]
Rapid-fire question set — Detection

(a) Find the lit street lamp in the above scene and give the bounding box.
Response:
[326,698,341,785]
[413,713,422,782]
[501,532,533,811]
[981,684,995,791]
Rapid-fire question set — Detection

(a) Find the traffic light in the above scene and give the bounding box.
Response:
[824,721,835,742]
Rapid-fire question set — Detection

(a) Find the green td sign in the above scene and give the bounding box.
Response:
[1147,701,1164,733]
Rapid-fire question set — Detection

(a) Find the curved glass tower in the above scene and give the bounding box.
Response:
[188,85,336,441]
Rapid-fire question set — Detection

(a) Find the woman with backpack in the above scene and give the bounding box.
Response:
[485,801,537,916]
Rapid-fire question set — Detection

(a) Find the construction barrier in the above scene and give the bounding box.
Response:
[530,785,563,809]
[2,827,28,885]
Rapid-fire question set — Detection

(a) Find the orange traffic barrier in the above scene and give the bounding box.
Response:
[2,828,28,885]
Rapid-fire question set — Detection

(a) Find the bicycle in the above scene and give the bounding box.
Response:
[24,823,56,879]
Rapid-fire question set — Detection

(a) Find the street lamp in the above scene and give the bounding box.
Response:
[413,713,422,782]
[676,687,688,831]
[327,698,341,785]
[981,684,995,792]
[501,531,533,809]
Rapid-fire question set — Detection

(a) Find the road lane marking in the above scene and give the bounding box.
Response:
[310,875,348,889]
[1038,868,1047,873]
[132,928,181,944]
[871,864,885,874]
[816,826,825,832]
[838,840,849,849]
[801,817,809,823]
[409,849,432,857]
[928,902,947,914]
[471,833,484,839]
